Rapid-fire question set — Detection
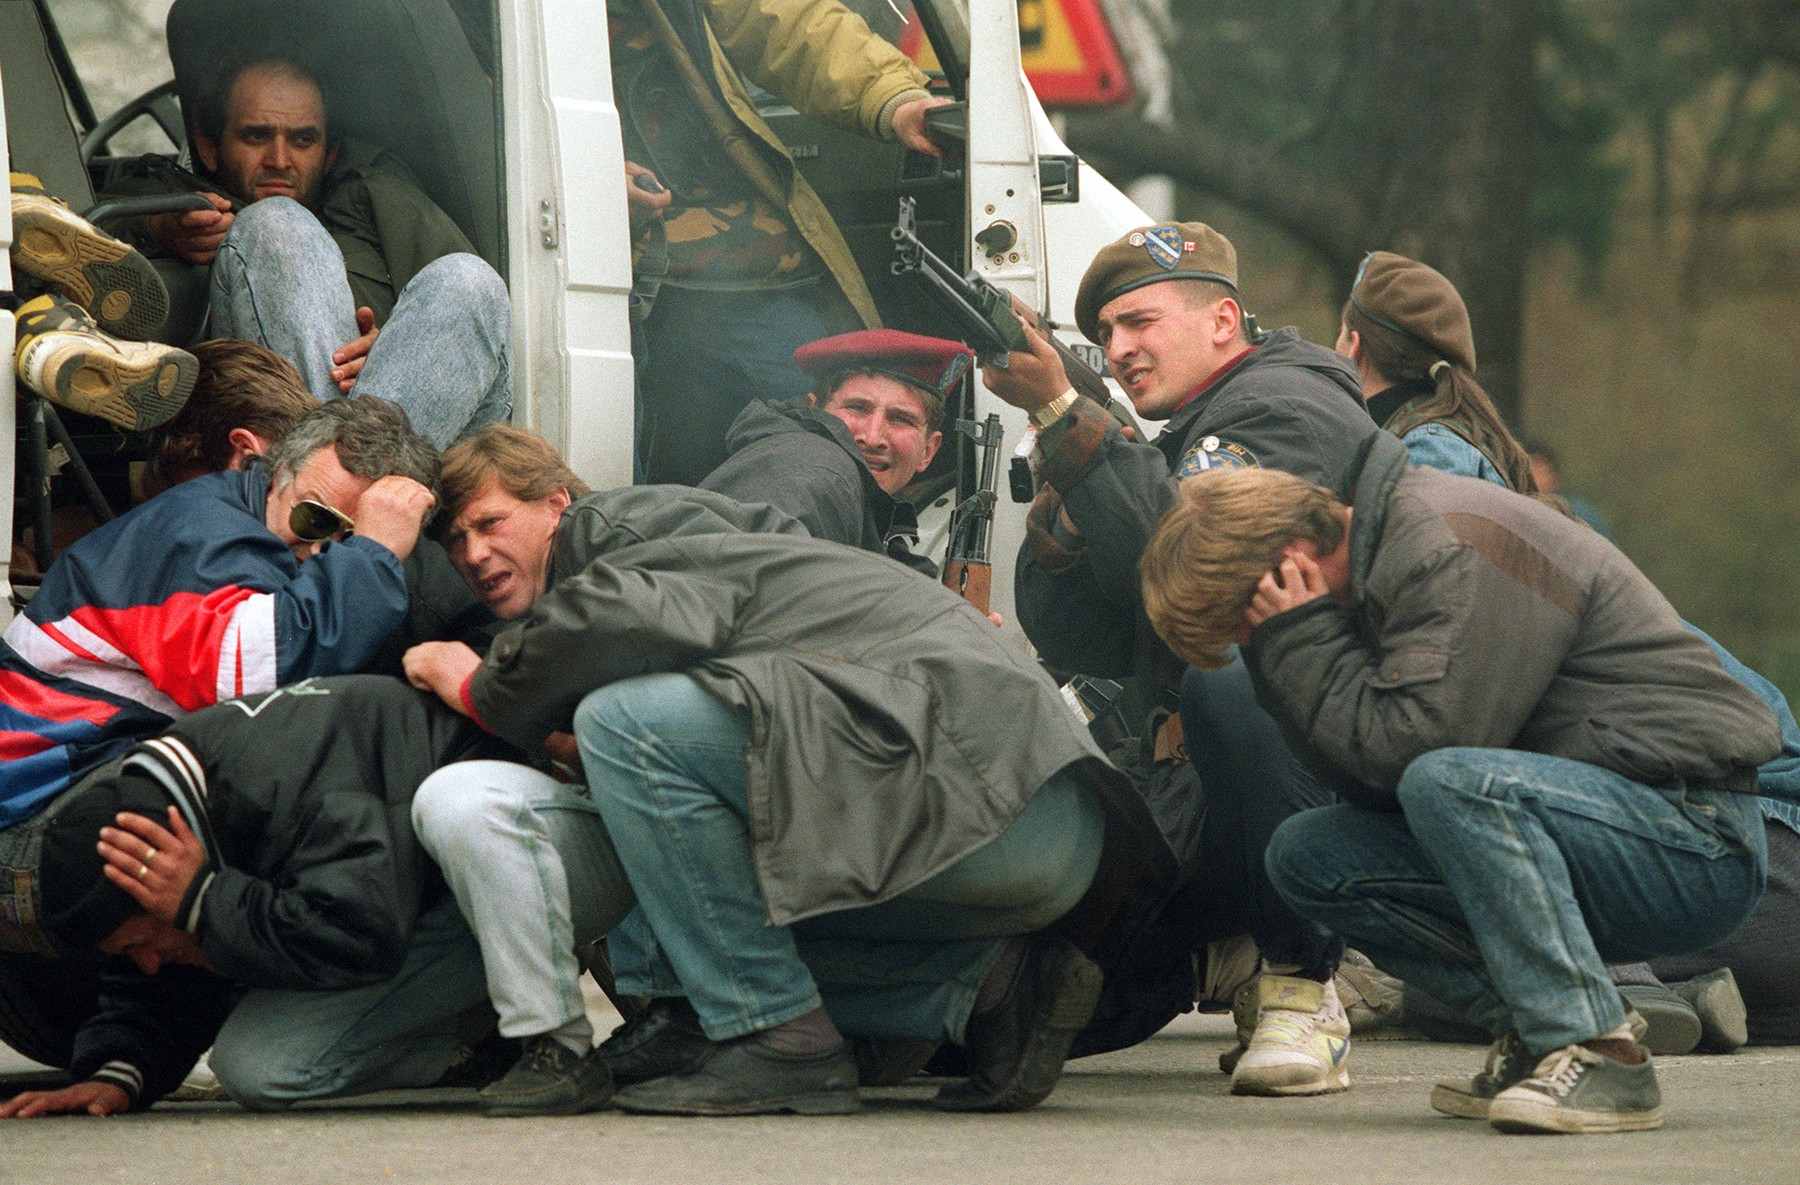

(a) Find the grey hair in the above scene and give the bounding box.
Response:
[268,395,440,497]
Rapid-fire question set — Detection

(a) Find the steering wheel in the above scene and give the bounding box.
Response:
[79,79,187,166]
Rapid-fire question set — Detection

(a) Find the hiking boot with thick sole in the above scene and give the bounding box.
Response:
[611,1035,860,1116]
[935,934,1103,1113]
[14,294,195,431]
[10,174,170,339]
[1431,1030,1532,1119]
[1487,1044,1663,1134]
[478,1035,615,1117]
[1229,973,1351,1096]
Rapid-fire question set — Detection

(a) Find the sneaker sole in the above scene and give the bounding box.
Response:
[1230,1056,1351,1097]
[1488,1096,1664,1134]
[16,331,196,431]
[1429,1083,1492,1119]
[935,947,1104,1113]
[12,200,170,339]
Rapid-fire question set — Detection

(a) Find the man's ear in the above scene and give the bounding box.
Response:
[805,392,820,408]
[325,140,340,173]
[1213,297,1243,346]
[919,429,943,472]
[547,487,573,514]
[194,130,219,174]
[225,427,269,468]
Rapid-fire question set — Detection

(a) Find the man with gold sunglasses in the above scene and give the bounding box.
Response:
[0,395,438,844]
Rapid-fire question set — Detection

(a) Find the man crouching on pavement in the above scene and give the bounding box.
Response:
[405,425,1174,1116]
[1137,433,1778,1134]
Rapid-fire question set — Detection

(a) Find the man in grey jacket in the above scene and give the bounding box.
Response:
[1138,431,1780,1134]
[405,425,1172,1117]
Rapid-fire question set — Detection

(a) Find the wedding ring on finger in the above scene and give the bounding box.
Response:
[137,863,150,880]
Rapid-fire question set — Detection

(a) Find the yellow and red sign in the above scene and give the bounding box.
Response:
[900,0,1134,108]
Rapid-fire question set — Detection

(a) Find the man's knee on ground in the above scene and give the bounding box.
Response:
[207,1038,301,1112]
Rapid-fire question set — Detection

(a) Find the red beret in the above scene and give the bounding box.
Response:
[793,329,974,399]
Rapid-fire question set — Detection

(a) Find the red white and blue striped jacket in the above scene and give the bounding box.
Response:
[0,467,409,827]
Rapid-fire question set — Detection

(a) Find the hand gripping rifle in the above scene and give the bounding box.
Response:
[942,412,1003,613]
[890,198,1111,403]
[890,199,1143,503]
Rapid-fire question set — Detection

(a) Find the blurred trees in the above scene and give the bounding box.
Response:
[1066,0,1800,424]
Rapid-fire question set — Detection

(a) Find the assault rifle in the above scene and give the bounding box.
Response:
[890,198,1110,403]
[890,199,1142,502]
[942,413,1003,613]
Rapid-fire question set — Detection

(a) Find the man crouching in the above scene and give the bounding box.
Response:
[1138,433,1778,1134]
[405,426,1173,1116]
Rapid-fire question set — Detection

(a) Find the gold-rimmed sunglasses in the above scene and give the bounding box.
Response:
[289,499,355,543]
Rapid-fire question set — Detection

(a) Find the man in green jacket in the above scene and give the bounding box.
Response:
[617,0,948,483]
[150,56,509,448]
[1139,432,1780,1135]
[404,425,1173,1117]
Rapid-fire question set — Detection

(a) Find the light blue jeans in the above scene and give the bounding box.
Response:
[1266,747,1767,1055]
[412,760,636,1047]
[574,673,1106,1045]
[207,197,512,448]
[207,897,489,1109]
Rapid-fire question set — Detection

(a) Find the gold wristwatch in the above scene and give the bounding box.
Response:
[1030,389,1078,429]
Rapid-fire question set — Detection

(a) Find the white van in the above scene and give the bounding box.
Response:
[1,0,1147,631]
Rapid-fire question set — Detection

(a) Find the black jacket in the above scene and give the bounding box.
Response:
[67,675,500,1108]
[700,399,936,576]
[1017,326,1375,698]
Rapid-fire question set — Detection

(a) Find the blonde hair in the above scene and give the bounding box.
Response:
[1140,469,1346,668]
[437,424,591,526]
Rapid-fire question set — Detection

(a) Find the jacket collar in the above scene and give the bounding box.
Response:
[1343,430,1411,605]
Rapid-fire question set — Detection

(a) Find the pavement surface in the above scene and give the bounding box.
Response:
[5,1008,1798,1185]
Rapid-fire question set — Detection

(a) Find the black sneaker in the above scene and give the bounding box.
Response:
[611,1035,860,1116]
[478,1036,615,1117]
[1431,1030,1533,1119]
[935,934,1103,1113]
[597,996,712,1086]
[1487,1044,1663,1134]
[1619,982,1702,1055]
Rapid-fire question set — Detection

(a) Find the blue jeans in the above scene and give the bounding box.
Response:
[208,897,490,1109]
[412,761,636,1047]
[207,197,512,448]
[635,282,835,485]
[1178,659,1342,975]
[574,672,1104,1045]
[1266,747,1767,1055]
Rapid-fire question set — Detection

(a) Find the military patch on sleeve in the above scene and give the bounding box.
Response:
[1175,435,1260,477]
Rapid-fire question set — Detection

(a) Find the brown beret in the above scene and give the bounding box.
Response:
[1348,251,1476,372]
[1074,223,1238,343]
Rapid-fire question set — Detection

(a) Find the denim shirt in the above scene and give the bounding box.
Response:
[1691,625,1800,835]
[1400,423,1508,488]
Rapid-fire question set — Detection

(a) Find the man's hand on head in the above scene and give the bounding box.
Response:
[352,476,436,561]
[0,1081,131,1119]
[1242,551,1332,636]
[981,317,1071,413]
[404,641,482,716]
[98,807,203,924]
[891,96,953,158]
[331,307,379,393]
[147,191,234,266]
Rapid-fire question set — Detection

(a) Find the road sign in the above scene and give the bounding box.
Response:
[901,0,1134,108]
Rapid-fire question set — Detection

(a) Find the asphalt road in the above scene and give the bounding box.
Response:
[5,1009,1797,1185]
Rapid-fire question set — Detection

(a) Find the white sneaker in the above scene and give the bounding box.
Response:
[1229,974,1351,1096]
